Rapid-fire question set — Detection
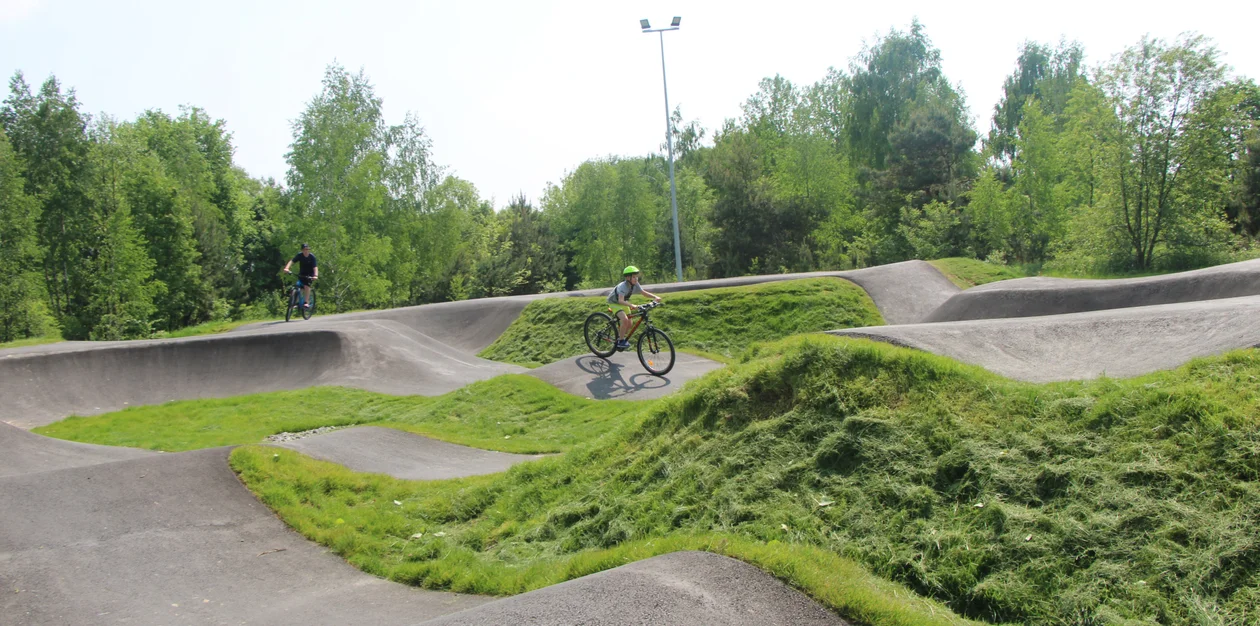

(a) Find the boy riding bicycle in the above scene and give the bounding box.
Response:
[609,266,661,350]
[282,243,318,309]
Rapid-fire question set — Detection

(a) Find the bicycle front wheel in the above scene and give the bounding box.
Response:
[285,288,297,322]
[584,312,618,358]
[302,288,316,320]
[637,328,675,376]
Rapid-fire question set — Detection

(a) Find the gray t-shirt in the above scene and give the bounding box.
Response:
[607,280,643,305]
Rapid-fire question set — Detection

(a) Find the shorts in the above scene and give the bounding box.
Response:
[296,275,315,288]
[612,304,634,319]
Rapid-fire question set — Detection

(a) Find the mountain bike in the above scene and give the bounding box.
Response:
[583,301,675,376]
[284,274,317,322]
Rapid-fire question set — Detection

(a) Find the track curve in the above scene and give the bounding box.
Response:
[924,258,1260,323]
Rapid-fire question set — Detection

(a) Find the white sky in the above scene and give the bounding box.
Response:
[2,0,1257,207]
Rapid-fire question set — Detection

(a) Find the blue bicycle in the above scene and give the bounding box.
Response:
[284,274,316,322]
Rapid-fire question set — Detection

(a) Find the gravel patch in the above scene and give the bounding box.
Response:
[266,425,344,443]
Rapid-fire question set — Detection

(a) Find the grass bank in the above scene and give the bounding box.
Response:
[929,258,1028,288]
[478,277,884,367]
[35,375,635,455]
[234,336,1260,625]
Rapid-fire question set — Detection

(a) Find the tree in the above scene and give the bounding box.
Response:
[88,200,159,340]
[285,64,394,311]
[989,40,1084,161]
[1,73,96,328]
[846,20,951,169]
[0,127,51,341]
[1096,35,1228,270]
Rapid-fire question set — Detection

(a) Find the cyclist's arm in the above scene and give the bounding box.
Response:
[282,260,292,273]
[639,289,662,302]
[313,265,318,279]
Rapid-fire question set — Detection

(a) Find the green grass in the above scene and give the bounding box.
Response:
[478,278,884,367]
[929,258,1029,288]
[233,336,1260,625]
[34,376,636,455]
[0,331,64,350]
[156,317,275,338]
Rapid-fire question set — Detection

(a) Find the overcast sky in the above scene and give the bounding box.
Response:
[2,0,1257,207]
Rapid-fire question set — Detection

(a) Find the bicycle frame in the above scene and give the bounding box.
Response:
[609,306,653,341]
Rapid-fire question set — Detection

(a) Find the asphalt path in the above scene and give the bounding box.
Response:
[11,259,1260,625]
[527,350,725,400]
[837,294,1260,382]
[275,426,548,480]
[925,258,1260,322]
[419,551,847,626]
[0,447,493,626]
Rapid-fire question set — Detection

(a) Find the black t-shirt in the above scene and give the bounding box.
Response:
[291,253,318,277]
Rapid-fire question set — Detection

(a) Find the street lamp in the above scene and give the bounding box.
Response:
[641,16,684,282]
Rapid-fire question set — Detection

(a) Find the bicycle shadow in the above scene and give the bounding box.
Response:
[574,355,670,400]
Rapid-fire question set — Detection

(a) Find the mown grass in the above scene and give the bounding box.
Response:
[0,331,64,350]
[478,278,884,367]
[929,258,1029,288]
[234,336,1260,625]
[35,376,635,454]
[157,317,274,338]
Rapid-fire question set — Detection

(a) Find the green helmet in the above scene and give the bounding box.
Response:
[623,265,640,276]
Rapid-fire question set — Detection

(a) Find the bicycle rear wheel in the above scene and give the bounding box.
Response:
[637,327,675,376]
[285,288,297,322]
[302,288,316,320]
[584,312,618,358]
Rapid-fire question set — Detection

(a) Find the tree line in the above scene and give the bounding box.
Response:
[1,21,1257,342]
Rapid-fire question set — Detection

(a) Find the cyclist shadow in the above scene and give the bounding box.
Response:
[575,355,670,400]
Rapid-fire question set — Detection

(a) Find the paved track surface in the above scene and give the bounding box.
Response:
[836,295,1260,382]
[21,259,1260,624]
[419,551,846,626]
[1,261,952,428]
[0,321,524,429]
[528,351,725,400]
[924,258,1260,322]
[0,447,492,626]
[0,421,155,478]
[276,426,547,479]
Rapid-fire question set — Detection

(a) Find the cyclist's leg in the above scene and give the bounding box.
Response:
[300,277,312,306]
[616,307,632,339]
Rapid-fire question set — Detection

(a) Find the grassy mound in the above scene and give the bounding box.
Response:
[232,336,1260,624]
[35,375,636,455]
[478,277,884,367]
[929,258,1028,288]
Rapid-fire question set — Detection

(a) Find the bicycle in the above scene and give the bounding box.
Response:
[284,273,317,322]
[583,300,675,376]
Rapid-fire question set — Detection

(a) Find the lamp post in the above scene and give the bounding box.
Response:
[641,16,684,282]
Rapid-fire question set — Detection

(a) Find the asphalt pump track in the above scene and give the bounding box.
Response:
[6,258,1260,624]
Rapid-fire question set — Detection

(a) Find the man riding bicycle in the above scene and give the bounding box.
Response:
[609,265,661,350]
[282,243,318,309]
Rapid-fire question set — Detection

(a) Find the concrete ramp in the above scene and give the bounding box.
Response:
[925,258,1260,323]
[835,295,1260,383]
[419,551,845,626]
[0,321,523,429]
[0,421,155,478]
[276,427,546,480]
[0,447,490,626]
[528,351,724,400]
